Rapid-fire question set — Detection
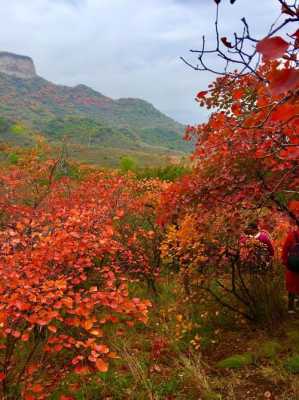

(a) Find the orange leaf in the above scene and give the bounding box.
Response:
[82,320,93,331]
[95,358,108,372]
[55,279,67,290]
[14,301,31,311]
[94,344,109,354]
[108,351,120,359]
[48,325,57,333]
[74,365,91,375]
[90,329,103,337]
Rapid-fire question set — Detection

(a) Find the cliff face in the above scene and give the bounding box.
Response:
[0,52,36,79]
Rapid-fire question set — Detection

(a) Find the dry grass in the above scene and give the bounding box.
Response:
[179,354,212,394]
[113,341,158,400]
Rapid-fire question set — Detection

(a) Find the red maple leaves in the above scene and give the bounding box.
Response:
[256,35,298,95]
[256,36,289,61]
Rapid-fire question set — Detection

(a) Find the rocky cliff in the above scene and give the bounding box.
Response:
[0,52,36,79]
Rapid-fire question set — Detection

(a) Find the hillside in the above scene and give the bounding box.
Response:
[0,52,191,165]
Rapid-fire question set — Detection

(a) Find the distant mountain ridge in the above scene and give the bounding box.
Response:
[0,51,191,163]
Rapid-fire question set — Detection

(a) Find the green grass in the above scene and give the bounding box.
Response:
[286,329,299,351]
[256,340,282,359]
[217,353,254,369]
[284,355,299,374]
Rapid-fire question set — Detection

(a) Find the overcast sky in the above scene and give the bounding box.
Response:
[0,0,279,124]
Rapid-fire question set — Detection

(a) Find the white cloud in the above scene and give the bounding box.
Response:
[0,0,279,124]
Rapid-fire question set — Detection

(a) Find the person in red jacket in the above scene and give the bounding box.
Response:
[240,221,274,273]
[242,221,274,256]
[282,228,299,313]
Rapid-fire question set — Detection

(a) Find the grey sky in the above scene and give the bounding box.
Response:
[0,0,279,124]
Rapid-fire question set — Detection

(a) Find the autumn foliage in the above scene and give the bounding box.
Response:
[0,150,169,398]
[159,1,299,321]
[0,0,298,397]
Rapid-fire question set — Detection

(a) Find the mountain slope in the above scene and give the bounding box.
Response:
[0,54,191,157]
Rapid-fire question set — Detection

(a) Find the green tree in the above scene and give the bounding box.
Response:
[119,156,137,172]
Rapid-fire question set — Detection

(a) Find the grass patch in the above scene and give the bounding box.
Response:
[284,355,299,374]
[154,376,181,397]
[217,353,254,369]
[286,329,299,351]
[257,340,282,359]
[202,391,222,400]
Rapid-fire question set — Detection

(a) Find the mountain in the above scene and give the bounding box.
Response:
[0,52,191,165]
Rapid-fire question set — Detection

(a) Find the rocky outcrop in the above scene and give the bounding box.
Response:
[0,52,37,79]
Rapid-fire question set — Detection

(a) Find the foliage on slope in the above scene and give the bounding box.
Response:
[0,72,191,154]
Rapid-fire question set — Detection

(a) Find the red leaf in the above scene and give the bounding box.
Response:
[269,68,299,95]
[15,301,31,311]
[256,36,289,61]
[292,29,299,39]
[232,89,244,100]
[270,104,296,121]
[21,332,30,342]
[24,395,35,400]
[54,344,63,352]
[196,91,208,100]
[289,200,299,213]
[231,102,242,116]
[221,37,233,48]
[31,384,43,393]
[0,372,5,382]
[292,29,299,49]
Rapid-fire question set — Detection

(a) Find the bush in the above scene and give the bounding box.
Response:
[257,340,282,359]
[8,152,19,164]
[245,265,285,325]
[136,164,190,181]
[119,156,137,172]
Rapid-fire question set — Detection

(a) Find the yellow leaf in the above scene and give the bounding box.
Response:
[90,329,103,337]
